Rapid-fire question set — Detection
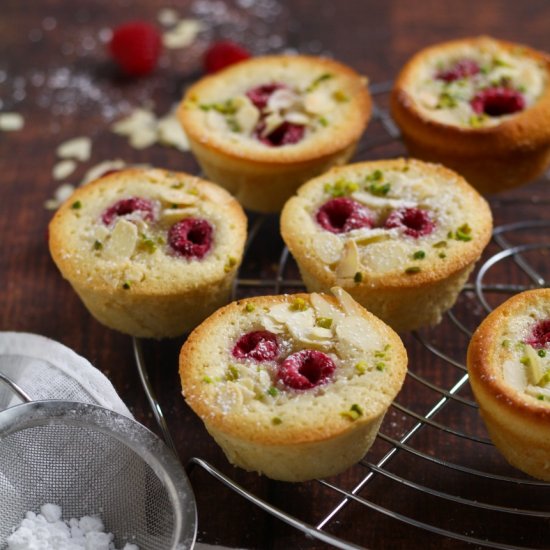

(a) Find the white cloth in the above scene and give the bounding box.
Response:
[0,332,131,417]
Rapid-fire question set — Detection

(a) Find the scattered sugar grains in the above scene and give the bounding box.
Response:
[7,503,139,550]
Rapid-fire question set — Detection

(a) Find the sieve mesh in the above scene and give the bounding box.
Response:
[0,401,196,550]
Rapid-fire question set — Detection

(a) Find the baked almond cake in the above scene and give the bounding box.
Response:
[280,158,493,332]
[467,288,550,480]
[391,36,550,193]
[179,288,407,481]
[178,55,371,212]
[49,168,247,339]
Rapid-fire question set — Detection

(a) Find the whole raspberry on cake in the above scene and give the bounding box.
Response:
[48,168,247,339]
[391,36,550,193]
[177,55,371,213]
[280,158,493,332]
[179,288,407,481]
[467,288,550,480]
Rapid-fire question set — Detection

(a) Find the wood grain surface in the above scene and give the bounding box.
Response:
[1,1,549,548]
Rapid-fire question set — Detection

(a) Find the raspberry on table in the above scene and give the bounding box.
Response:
[203,40,251,74]
[101,197,155,225]
[384,207,435,238]
[232,330,279,362]
[470,87,525,117]
[436,59,480,82]
[278,349,336,390]
[109,21,162,76]
[316,198,376,234]
[168,218,213,259]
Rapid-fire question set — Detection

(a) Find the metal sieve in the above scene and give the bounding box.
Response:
[0,374,197,550]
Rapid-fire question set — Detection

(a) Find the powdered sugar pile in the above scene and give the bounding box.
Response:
[7,503,139,550]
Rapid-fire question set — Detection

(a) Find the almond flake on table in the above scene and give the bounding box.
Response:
[111,108,157,149]
[44,183,75,210]
[162,19,203,49]
[52,159,77,180]
[157,7,180,26]
[0,112,24,131]
[157,111,190,151]
[81,159,127,185]
[56,136,92,161]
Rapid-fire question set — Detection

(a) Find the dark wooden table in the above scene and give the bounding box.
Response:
[1,1,549,548]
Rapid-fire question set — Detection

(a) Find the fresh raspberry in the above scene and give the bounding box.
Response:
[278,350,336,390]
[316,198,376,234]
[525,320,550,349]
[257,121,305,147]
[436,59,480,82]
[203,40,251,74]
[168,218,213,259]
[109,21,162,77]
[246,83,287,110]
[232,331,279,362]
[470,87,525,117]
[384,207,435,238]
[102,197,155,225]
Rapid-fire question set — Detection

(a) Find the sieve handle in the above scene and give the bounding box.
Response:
[0,372,32,403]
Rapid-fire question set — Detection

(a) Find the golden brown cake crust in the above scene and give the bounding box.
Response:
[467,289,550,479]
[391,37,550,193]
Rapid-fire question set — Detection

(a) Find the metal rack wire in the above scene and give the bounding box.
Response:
[134,83,550,550]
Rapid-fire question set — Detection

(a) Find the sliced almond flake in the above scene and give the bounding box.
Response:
[93,225,110,242]
[158,187,198,205]
[157,7,179,26]
[233,96,260,135]
[261,315,285,335]
[284,308,317,342]
[310,293,345,325]
[285,111,310,125]
[81,159,126,185]
[525,385,550,399]
[123,263,145,283]
[503,359,527,391]
[56,136,92,161]
[308,326,333,340]
[266,303,296,325]
[129,127,158,150]
[111,108,156,136]
[0,112,24,131]
[417,90,439,109]
[205,110,227,132]
[525,345,545,385]
[44,183,76,210]
[312,232,344,264]
[266,88,300,112]
[304,90,334,115]
[103,219,138,260]
[160,207,199,224]
[163,19,203,49]
[335,240,361,279]
[157,113,190,151]
[351,227,393,246]
[332,287,365,317]
[52,159,77,181]
[262,112,284,136]
[335,316,378,355]
[351,191,416,210]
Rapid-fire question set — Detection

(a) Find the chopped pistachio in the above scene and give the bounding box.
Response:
[341,403,364,421]
[316,317,333,329]
[332,90,349,102]
[501,339,510,348]
[306,72,333,92]
[171,182,184,189]
[368,181,391,196]
[469,114,486,128]
[122,281,131,289]
[355,361,367,375]
[438,252,447,259]
[93,240,103,251]
[537,395,545,401]
[354,271,363,283]
[226,364,239,381]
[455,223,473,241]
[140,234,157,253]
[437,92,457,109]
[224,256,238,273]
[366,169,384,182]
[290,297,309,311]
[245,303,255,313]
[272,417,283,425]
[493,57,512,68]
[433,240,447,248]
[318,116,329,127]
[539,349,547,358]
[267,386,278,397]
[324,178,359,197]
[405,266,421,274]
[199,99,237,115]
[376,362,385,371]
[202,375,214,384]
[71,200,82,210]
[226,117,241,133]
[413,250,426,260]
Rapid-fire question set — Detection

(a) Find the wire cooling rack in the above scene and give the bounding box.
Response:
[134,83,550,550]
